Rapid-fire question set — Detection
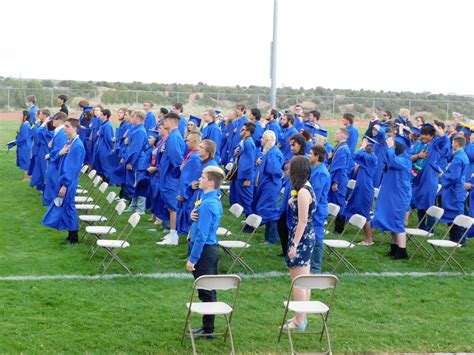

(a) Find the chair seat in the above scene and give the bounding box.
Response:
[187,302,233,315]
[406,228,433,237]
[219,240,250,249]
[79,215,107,222]
[284,300,329,314]
[217,227,231,236]
[86,226,117,234]
[427,239,462,248]
[97,239,130,248]
[76,189,88,194]
[76,204,100,210]
[75,196,93,203]
[323,239,355,248]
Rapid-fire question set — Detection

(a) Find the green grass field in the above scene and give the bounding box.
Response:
[0,120,473,353]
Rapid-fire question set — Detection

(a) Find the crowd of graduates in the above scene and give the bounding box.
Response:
[12,95,473,262]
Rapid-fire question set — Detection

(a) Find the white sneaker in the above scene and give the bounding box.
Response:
[156,234,172,245]
[169,234,179,246]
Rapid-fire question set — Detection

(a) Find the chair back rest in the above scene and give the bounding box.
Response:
[426,206,444,220]
[229,204,244,218]
[81,165,89,174]
[88,170,97,179]
[453,214,473,229]
[327,203,340,218]
[293,274,338,290]
[374,187,380,199]
[115,201,127,215]
[92,175,102,187]
[347,179,356,189]
[195,275,241,291]
[128,212,141,228]
[348,214,367,229]
[98,182,109,193]
[245,214,262,229]
[106,192,117,204]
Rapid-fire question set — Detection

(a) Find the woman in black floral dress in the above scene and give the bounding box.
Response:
[284,156,316,332]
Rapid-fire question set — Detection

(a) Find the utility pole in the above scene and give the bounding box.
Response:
[270,0,278,108]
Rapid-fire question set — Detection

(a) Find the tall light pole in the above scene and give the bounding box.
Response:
[270,0,278,108]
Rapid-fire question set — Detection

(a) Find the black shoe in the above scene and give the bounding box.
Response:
[387,244,398,257]
[242,224,254,233]
[395,247,408,260]
[67,238,79,245]
[188,328,215,339]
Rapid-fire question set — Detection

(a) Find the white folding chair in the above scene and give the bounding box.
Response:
[425,215,473,274]
[96,212,141,276]
[217,203,244,238]
[345,179,356,202]
[83,201,127,249]
[407,205,444,260]
[181,275,241,355]
[79,191,117,227]
[323,214,367,274]
[75,180,108,204]
[278,274,338,355]
[75,176,103,207]
[370,187,380,216]
[76,165,90,193]
[324,203,341,235]
[219,214,262,274]
[76,169,97,195]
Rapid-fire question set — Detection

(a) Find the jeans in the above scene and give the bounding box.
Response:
[417,209,435,231]
[191,244,219,333]
[264,221,279,244]
[310,240,325,273]
[449,224,466,244]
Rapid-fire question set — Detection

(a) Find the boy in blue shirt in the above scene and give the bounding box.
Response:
[186,166,225,337]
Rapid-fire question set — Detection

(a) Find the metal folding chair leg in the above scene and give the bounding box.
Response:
[99,248,133,276]
[223,314,236,355]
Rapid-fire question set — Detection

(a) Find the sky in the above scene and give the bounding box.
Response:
[0,0,472,95]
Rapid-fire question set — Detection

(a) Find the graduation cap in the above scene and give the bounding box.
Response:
[83,106,93,113]
[315,129,328,138]
[410,127,421,136]
[422,123,434,129]
[215,109,222,116]
[6,140,16,152]
[363,135,377,145]
[394,135,410,150]
[277,111,283,119]
[429,161,443,174]
[188,115,202,127]
[460,126,473,136]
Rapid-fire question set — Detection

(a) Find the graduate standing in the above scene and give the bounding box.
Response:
[229,122,257,217]
[253,130,284,244]
[94,109,116,180]
[42,118,85,244]
[201,109,222,164]
[156,112,185,246]
[278,112,299,162]
[25,95,38,125]
[143,100,156,133]
[172,102,188,137]
[185,166,225,338]
[264,108,281,138]
[30,109,53,191]
[43,112,68,206]
[15,111,32,181]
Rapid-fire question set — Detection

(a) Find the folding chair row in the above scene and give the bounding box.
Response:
[76,168,96,195]
[217,203,244,238]
[182,274,338,355]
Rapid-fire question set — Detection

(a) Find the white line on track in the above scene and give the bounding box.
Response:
[0,271,472,282]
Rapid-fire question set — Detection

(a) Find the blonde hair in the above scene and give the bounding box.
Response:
[262,130,276,153]
[203,166,225,188]
[399,108,410,119]
[201,139,216,159]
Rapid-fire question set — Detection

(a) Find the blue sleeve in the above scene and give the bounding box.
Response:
[182,156,202,199]
[16,124,29,146]
[104,124,115,151]
[441,157,463,188]
[145,112,156,132]
[59,144,85,187]
[209,126,222,148]
[385,148,409,170]
[125,130,146,166]
[238,140,256,179]
[167,134,184,168]
[331,149,349,185]
[265,151,283,177]
[50,133,68,162]
[189,204,214,264]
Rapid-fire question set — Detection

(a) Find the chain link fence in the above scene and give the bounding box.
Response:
[1,87,474,121]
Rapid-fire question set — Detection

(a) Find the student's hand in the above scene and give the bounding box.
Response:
[288,245,297,260]
[45,154,50,160]
[418,151,428,159]
[243,179,251,187]
[256,157,262,166]
[465,182,472,191]
[191,209,199,221]
[191,181,200,189]
[386,137,394,148]
[353,165,360,174]
[58,186,67,197]
[147,166,157,173]
[331,183,338,192]
[59,145,70,156]
[126,163,133,171]
[186,260,195,272]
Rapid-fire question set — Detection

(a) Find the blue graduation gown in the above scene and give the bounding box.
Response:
[252,145,284,224]
[94,120,115,177]
[264,120,281,138]
[179,113,188,137]
[43,128,68,206]
[230,136,256,215]
[310,163,331,240]
[253,121,263,148]
[440,149,468,223]
[42,137,85,231]
[144,112,156,133]
[30,126,53,191]
[29,105,38,125]
[27,124,39,176]
[159,128,185,211]
[124,124,148,197]
[201,121,222,164]
[411,135,450,210]
[346,124,359,173]
[229,116,248,153]
[463,142,474,180]
[371,148,412,233]
[89,117,101,169]
[220,123,234,166]
[177,151,202,234]
[278,126,298,162]
[372,128,388,187]
[327,142,351,213]
[344,149,377,220]
[15,121,31,171]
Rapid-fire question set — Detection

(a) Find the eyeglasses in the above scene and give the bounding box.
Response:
[382,114,388,117]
